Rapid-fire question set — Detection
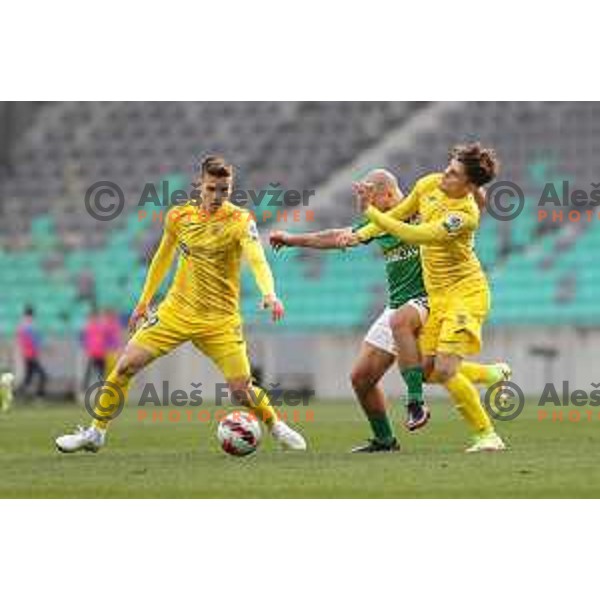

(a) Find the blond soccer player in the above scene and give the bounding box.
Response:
[56,156,306,453]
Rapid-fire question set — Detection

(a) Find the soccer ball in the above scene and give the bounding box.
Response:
[217,411,262,456]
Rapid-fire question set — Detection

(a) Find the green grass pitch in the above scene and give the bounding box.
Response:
[1,399,599,498]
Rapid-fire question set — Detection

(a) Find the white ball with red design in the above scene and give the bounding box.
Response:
[217,411,262,456]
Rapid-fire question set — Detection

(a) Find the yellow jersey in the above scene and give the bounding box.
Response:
[150,201,274,323]
[359,173,488,297]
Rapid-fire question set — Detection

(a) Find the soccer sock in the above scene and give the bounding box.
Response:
[367,413,395,443]
[91,370,131,431]
[460,362,503,385]
[401,366,424,405]
[444,373,493,435]
[247,385,278,428]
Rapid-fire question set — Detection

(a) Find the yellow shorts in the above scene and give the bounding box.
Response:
[131,306,251,380]
[419,288,490,357]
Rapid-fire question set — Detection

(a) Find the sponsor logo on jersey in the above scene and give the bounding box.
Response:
[383,244,420,264]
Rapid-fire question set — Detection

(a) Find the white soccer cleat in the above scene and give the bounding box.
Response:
[55,426,106,453]
[465,431,506,453]
[496,362,512,403]
[271,421,307,450]
[0,372,15,413]
[498,362,512,381]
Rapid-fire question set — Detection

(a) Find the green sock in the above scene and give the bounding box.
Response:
[401,366,424,406]
[367,413,395,442]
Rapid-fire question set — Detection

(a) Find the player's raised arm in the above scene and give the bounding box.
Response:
[129,223,178,332]
[269,228,361,251]
[364,205,478,245]
[353,179,420,243]
[241,218,284,322]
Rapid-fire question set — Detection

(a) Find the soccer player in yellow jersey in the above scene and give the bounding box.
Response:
[354,143,507,452]
[56,156,306,453]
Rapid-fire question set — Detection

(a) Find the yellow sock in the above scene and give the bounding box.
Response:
[91,371,131,431]
[460,362,502,385]
[247,385,278,428]
[444,373,493,434]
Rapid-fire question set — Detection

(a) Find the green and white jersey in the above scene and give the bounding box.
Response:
[352,216,426,309]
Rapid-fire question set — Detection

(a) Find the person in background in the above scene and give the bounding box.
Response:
[81,309,108,391]
[16,306,48,400]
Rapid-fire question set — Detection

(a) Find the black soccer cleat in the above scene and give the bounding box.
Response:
[405,402,431,432]
[350,438,400,453]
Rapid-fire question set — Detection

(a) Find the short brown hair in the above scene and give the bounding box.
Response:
[201,155,232,178]
[450,143,499,187]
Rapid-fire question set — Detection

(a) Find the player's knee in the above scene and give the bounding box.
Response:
[390,310,418,334]
[432,359,456,383]
[350,366,374,395]
[114,358,132,378]
[115,353,143,378]
[423,357,436,383]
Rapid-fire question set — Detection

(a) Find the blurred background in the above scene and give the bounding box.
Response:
[0,101,598,401]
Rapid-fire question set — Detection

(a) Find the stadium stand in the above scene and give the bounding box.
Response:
[1,101,600,341]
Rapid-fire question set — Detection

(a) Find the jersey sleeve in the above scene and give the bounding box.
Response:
[138,212,180,306]
[239,213,276,297]
[165,205,182,237]
[364,205,479,246]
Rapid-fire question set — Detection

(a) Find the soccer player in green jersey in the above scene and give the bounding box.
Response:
[271,170,429,452]
[270,169,509,453]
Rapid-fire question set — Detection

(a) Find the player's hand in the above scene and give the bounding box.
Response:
[261,294,285,322]
[335,230,358,248]
[269,230,291,252]
[128,303,148,334]
[352,181,376,212]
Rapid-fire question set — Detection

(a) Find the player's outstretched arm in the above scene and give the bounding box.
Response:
[364,206,477,246]
[269,228,359,251]
[129,226,177,332]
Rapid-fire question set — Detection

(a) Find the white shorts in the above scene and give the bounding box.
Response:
[364,297,429,356]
